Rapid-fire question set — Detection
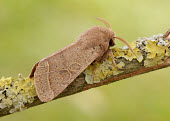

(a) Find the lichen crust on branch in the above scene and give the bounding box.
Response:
[0,33,170,116]
[0,74,37,115]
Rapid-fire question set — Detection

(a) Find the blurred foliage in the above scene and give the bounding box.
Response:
[0,0,170,121]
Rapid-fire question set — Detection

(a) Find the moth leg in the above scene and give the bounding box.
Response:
[109,49,122,70]
[100,48,110,61]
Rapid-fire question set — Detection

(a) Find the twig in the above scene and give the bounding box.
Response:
[0,32,169,117]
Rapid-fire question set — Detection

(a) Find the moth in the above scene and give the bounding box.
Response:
[30,18,137,102]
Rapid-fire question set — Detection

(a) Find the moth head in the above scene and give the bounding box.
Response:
[96,17,116,47]
[96,17,138,58]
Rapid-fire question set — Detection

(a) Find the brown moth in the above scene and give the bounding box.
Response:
[30,18,137,102]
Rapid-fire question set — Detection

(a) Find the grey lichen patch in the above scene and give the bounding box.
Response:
[136,34,170,67]
[84,33,170,84]
[0,74,37,114]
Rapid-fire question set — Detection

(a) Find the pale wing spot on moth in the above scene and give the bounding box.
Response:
[69,62,81,71]
[59,69,71,82]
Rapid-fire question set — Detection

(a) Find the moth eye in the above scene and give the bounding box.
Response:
[109,39,115,46]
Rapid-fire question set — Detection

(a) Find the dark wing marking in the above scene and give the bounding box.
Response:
[31,40,102,102]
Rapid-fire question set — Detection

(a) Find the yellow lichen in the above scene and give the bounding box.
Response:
[144,40,170,67]
[144,55,165,67]
[84,36,170,84]
[0,77,14,88]
[112,43,143,63]
[84,55,125,84]
[145,40,168,58]
[0,74,37,113]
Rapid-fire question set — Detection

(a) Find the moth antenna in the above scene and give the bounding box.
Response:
[96,17,112,30]
[114,36,138,58]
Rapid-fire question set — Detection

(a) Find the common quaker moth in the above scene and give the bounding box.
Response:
[29,18,137,102]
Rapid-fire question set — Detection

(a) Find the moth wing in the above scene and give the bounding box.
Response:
[31,41,101,102]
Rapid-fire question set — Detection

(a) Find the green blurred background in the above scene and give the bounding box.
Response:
[0,0,170,121]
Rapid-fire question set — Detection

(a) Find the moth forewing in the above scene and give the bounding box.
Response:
[30,26,113,102]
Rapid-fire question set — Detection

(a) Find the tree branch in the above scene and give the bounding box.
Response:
[0,32,170,117]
